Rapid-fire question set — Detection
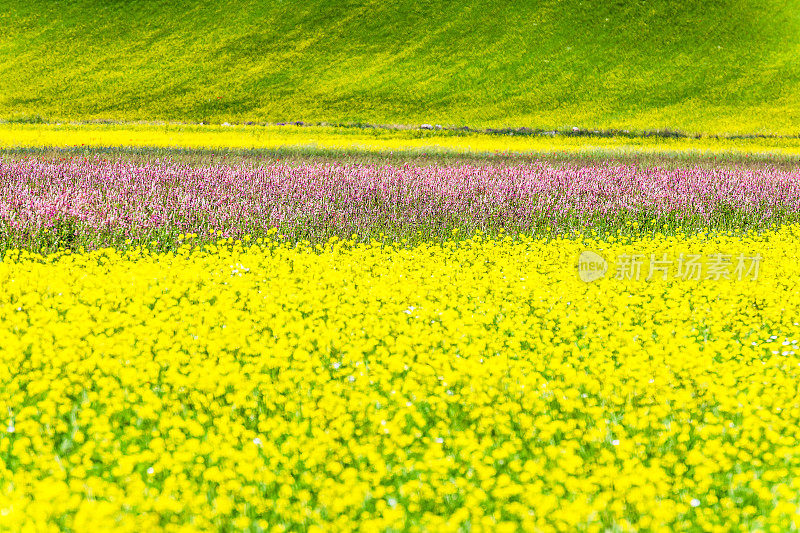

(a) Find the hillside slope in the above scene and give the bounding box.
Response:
[3,0,800,134]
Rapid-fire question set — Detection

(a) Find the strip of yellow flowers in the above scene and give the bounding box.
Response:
[1,228,800,532]
[2,123,800,159]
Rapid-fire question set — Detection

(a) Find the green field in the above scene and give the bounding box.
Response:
[3,0,800,135]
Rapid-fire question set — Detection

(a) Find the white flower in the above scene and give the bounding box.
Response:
[6,425,14,434]
[690,498,701,507]
[611,439,620,446]
[147,467,155,475]
[253,437,262,446]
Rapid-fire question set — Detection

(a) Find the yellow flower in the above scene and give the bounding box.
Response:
[1,226,799,530]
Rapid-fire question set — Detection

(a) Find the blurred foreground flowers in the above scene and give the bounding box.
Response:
[2,228,800,531]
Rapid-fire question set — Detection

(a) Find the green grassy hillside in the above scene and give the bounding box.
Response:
[3,0,800,135]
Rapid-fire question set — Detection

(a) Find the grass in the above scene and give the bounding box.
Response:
[4,221,797,259]
[3,123,800,162]
[2,0,800,135]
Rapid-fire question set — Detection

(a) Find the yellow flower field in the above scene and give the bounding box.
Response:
[2,123,800,160]
[2,229,800,532]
